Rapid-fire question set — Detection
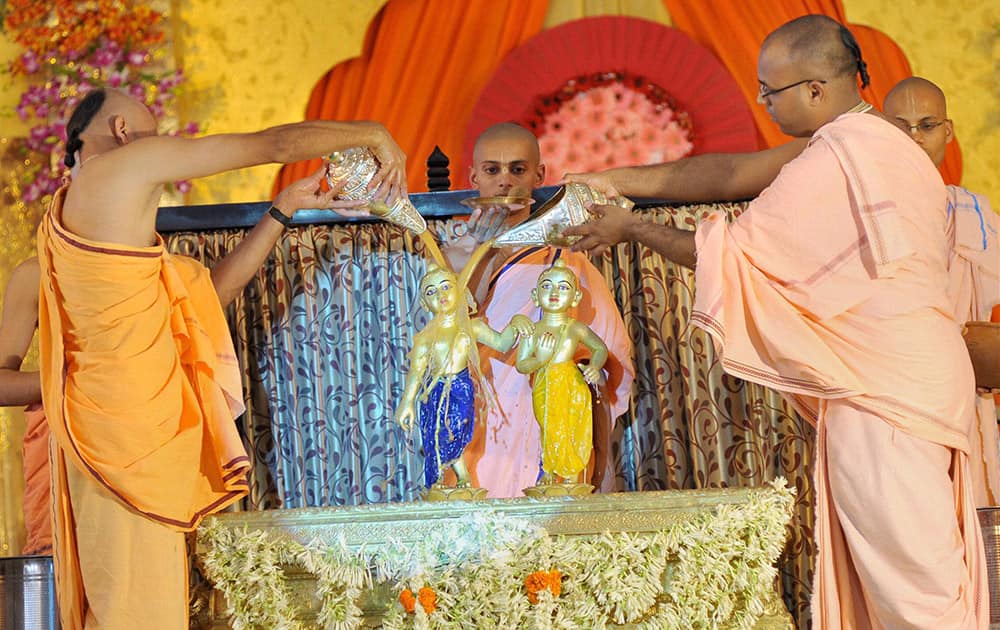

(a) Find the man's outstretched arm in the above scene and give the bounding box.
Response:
[104,119,409,206]
[209,166,366,307]
[562,203,696,268]
[0,259,42,406]
[565,138,807,202]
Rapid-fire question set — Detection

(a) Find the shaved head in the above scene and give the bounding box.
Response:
[97,89,158,136]
[885,77,947,115]
[763,15,868,88]
[470,123,544,197]
[757,15,870,137]
[65,88,158,168]
[883,77,952,166]
[473,123,540,164]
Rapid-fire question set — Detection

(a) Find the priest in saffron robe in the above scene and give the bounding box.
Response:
[39,87,406,630]
[884,77,1000,507]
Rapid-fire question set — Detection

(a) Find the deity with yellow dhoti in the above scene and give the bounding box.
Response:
[515,260,608,490]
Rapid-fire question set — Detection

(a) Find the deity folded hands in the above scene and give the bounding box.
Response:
[515,260,608,492]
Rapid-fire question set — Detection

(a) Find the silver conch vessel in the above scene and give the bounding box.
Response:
[493,182,634,247]
[326,147,427,234]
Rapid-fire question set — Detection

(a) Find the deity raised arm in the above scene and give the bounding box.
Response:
[394,263,530,500]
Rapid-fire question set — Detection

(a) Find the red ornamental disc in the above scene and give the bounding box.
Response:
[464,16,758,176]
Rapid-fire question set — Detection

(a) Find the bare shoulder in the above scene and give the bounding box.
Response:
[7,257,40,297]
[0,257,41,335]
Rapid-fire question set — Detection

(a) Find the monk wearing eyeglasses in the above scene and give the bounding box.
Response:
[884,77,1000,507]
[565,15,988,628]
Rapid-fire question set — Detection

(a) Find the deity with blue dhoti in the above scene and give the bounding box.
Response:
[395,263,530,490]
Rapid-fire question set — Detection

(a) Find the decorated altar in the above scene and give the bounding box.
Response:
[155,193,817,625]
[192,482,795,629]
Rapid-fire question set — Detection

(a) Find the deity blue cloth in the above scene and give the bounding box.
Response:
[419,368,475,486]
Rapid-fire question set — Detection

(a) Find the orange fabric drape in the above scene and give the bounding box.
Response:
[662,0,847,149]
[273,0,549,195]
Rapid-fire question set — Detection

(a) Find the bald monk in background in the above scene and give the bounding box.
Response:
[442,123,634,495]
[40,87,405,630]
[565,16,987,627]
[884,77,1000,506]
[1,166,351,557]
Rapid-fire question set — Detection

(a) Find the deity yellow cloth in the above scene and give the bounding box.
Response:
[532,361,592,479]
[471,248,634,497]
[692,113,987,628]
[37,187,249,629]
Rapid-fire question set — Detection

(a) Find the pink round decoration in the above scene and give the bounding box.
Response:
[464,16,758,180]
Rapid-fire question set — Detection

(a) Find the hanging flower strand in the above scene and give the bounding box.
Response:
[3,0,200,203]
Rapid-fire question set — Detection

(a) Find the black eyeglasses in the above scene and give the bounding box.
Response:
[757,79,827,100]
[894,119,948,135]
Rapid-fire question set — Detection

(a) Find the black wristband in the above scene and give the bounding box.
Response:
[267,205,293,227]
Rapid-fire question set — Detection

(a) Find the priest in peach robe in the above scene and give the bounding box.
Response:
[564,16,987,628]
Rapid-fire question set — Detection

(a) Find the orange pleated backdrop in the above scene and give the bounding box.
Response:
[275,0,962,195]
[662,0,847,150]
[273,0,549,195]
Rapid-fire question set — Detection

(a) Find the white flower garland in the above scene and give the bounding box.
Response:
[199,479,794,629]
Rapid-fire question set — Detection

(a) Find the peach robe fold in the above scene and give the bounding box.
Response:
[946,185,1000,507]
[21,403,51,555]
[691,113,987,628]
[471,248,634,497]
[38,188,249,629]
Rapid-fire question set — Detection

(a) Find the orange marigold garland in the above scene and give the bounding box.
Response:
[417,586,437,614]
[525,569,563,604]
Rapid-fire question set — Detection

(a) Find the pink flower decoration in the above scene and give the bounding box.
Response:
[20,51,40,74]
[534,77,693,178]
[126,51,147,67]
[93,46,120,68]
[128,83,146,101]
[23,182,41,203]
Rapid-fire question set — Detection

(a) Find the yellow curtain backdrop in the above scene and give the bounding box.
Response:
[544,0,672,27]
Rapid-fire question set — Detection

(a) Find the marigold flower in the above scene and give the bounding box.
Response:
[417,586,437,614]
[398,588,416,614]
[525,569,563,604]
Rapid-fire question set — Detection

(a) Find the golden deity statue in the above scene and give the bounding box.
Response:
[515,260,608,496]
[395,262,531,500]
